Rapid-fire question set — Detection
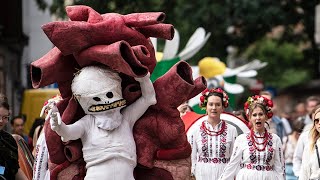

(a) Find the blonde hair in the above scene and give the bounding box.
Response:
[310,107,320,151]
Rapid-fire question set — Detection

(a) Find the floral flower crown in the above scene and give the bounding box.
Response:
[244,95,273,119]
[199,88,229,109]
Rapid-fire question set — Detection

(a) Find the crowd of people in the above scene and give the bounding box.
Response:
[1,86,320,179]
[180,88,320,180]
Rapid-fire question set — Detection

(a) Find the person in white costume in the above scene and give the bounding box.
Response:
[300,107,320,180]
[48,65,156,180]
[189,88,238,180]
[219,95,285,180]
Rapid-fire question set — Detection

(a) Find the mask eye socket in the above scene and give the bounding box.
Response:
[93,97,101,101]
[106,92,113,98]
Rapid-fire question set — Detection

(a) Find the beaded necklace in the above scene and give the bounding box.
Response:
[246,130,274,165]
[250,129,269,151]
[201,120,226,136]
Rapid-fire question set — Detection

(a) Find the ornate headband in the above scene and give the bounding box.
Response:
[244,95,273,119]
[199,88,229,109]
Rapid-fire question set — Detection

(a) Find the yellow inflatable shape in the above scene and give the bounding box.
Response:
[199,57,226,78]
[156,52,163,62]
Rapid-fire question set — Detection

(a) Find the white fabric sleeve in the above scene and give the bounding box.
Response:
[32,133,49,180]
[273,135,285,180]
[122,73,157,127]
[293,131,308,177]
[299,145,311,180]
[229,125,238,156]
[54,116,87,142]
[218,135,243,180]
[189,131,198,176]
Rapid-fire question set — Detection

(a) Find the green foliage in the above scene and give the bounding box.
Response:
[34,0,320,91]
[244,38,310,89]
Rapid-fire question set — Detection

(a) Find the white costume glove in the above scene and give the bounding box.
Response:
[134,72,157,105]
[41,101,62,131]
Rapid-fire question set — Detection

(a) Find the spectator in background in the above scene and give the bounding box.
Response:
[259,90,287,140]
[0,93,27,180]
[28,118,45,156]
[292,104,320,178]
[33,94,62,180]
[177,101,193,117]
[300,106,320,180]
[11,115,33,150]
[233,109,250,128]
[301,96,320,126]
[292,102,306,121]
[283,118,304,180]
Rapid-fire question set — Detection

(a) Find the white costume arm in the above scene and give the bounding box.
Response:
[122,72,157,126]
[218,135,243,180]
[299,145,312,180]
[49,105,86,142]
[273,135,285,180]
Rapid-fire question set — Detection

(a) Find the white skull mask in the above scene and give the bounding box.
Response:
[71,66,126,115]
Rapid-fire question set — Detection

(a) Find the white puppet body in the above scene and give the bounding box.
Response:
[49,66,156,180]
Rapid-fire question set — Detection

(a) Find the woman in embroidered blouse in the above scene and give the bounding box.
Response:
[300,107,320,180]
[219,95,285,180]
[189,88,238,180]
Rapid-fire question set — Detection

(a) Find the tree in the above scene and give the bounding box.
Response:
[34,0,320,90]
[243,38,308,89]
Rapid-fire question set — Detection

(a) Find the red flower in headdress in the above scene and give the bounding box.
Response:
[199,88,229,109]
[244,95,273,119]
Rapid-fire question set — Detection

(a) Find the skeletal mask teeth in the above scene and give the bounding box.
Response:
[88,99,126,112]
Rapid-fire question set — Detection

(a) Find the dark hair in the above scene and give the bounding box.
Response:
[29,118,45,138]
[10,115,26,126]
[204,92,225,108]
[233,109,249,122]
[0,93,9,110]
[292,119,305,133]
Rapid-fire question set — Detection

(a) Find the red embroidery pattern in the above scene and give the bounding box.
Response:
[200,120,228,158]
[198,157,230,164]
[240,163,273,171]
[246,131,274,165]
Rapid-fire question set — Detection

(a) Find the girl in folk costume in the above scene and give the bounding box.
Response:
[219,95,285,180]
[300,107,320,180]
[189,88,238,180]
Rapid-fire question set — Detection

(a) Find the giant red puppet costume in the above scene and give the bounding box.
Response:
[30,5,206,179]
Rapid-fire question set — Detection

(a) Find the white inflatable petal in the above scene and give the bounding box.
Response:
[150,37,157,52]
[185,27,206,48]
[162,28,180,60]
[191,66,200,80]
[223,82,244,94]
[236,77,257,86]
[188,93,201,108]
[179,33,211,61]
[237,70,257,78]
